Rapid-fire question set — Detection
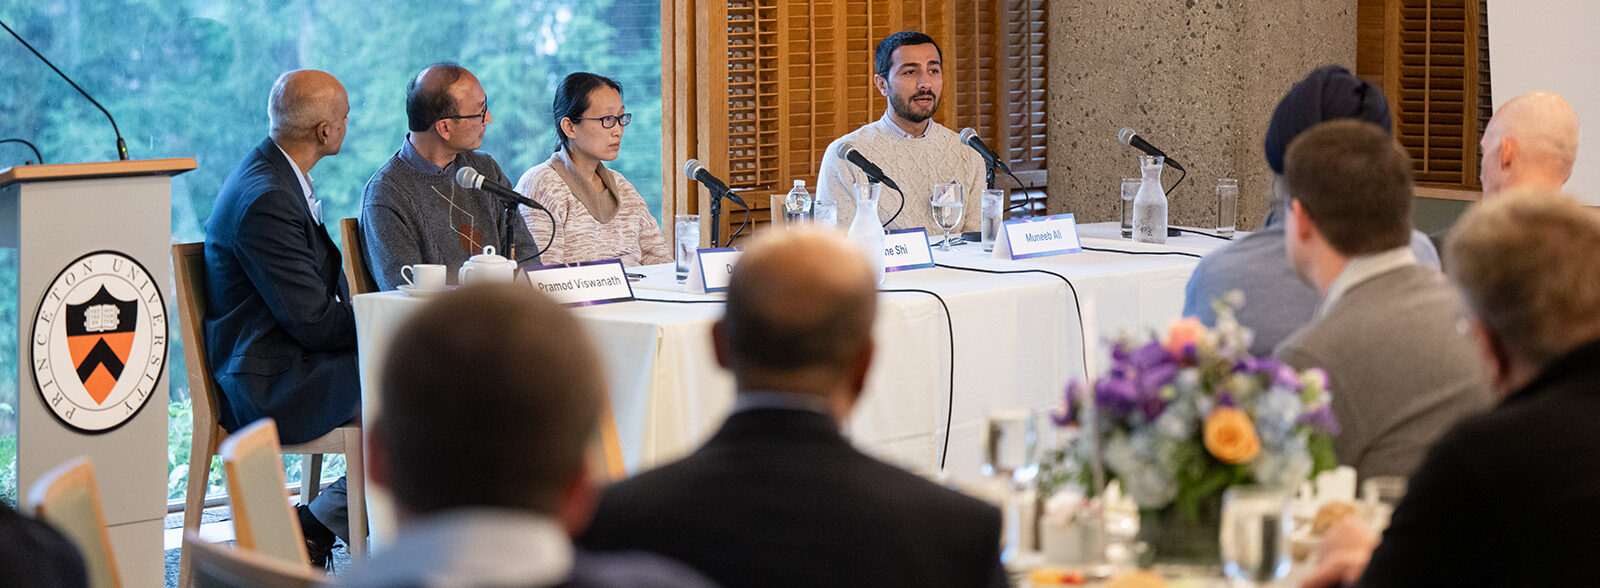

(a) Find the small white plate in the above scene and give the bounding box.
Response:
[397,284,453,297]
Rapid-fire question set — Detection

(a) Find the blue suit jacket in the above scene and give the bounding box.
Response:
[203,138,359,445]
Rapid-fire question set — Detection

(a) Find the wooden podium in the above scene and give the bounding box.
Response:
[2,158,195,587]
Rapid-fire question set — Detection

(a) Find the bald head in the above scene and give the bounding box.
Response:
[406,63,475,133]
[1481,91,1580,195]
[720,228,877,381]
[267,70,348,146]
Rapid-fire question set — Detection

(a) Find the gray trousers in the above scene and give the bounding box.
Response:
[307,476,350,543]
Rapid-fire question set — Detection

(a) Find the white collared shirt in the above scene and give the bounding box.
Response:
[877,111,930,140]
[338,508,574,588]
[273,140,322,225]
[1317,246,1419,317]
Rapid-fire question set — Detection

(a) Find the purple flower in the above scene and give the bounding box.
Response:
[1094,377,1139,419]
[1297,403,1340,435]
[1181,342,1199,364]
[1129,341,1171,370]
[1054,380,1084,427]
[1273,364,1303,391]
[1216,391,1236,408]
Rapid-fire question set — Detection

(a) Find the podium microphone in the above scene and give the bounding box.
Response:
[1117,127,1184,172]
[959,128,1013,177]
[1,19,128,160]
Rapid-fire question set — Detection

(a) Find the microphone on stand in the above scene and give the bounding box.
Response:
[1117,127,1185,172]
[683,159,746,208]
[834,142,902,193]
[1,18,128,161]
[456,167,544,210]
[959,128,1013,177]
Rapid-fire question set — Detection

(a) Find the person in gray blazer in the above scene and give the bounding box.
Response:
[1273,119,1491,480]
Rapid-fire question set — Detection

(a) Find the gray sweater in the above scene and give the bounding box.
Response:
[1275,264,1491,480]
[360,137,539,290]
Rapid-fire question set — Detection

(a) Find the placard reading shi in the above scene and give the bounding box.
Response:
[884,228,935,272]
[993,213,1083,260]
[525,259,636,306]
[688,247,742,293]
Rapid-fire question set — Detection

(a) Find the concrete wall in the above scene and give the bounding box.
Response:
[1047,0,1357,230]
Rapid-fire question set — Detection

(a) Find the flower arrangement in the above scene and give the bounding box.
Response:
[1040,292,1339,525]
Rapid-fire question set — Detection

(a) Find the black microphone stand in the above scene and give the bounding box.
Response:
[985,165,996,191]
[501,199,517,261]
[708,185,725,247]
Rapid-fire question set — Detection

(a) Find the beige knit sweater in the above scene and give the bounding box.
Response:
[515,150,671,267]
[816,114,986,235]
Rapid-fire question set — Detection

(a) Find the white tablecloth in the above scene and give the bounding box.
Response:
[354,222,1234,542]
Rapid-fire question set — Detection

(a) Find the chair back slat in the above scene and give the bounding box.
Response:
[172,242,223,436]
[28,457,123,588]
[185,530,324,588]
[339,218,378,295]
[220,419,311,570]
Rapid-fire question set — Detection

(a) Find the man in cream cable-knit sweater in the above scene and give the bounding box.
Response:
[817,31,985,236]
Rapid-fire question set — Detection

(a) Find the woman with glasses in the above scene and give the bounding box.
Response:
[515,72,670,266]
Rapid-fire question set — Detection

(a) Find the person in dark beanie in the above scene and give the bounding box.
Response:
[1181,65,1441,355]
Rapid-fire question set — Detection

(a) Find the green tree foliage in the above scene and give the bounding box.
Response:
[1,0,661,501]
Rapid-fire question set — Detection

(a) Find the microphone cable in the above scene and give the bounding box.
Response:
[1164,166,1187,198]
[0,138,43,164]
[932,263,1088,380]
[878,287,955,472]
[0,18,127,160]
[1080,245,1202,259]
[726,196,752,244]
[529,205,556,258]
[1173,227,1233,241]
[881,183,906,229]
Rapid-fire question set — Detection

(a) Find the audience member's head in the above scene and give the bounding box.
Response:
[405,62,492,152]
[1283,119,1415,286]
[267,69,349,155]
[1480,91,1579,196]
[374,284,604,525]
[1264,65,1392,177]
[873,31,944,126]
[714,228,878,416]
[1446,187,1600,393]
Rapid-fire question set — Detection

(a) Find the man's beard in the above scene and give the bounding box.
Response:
[890,90,939,123]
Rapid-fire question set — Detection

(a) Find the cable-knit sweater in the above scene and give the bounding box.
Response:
[514,150,670,267]
[816,114,986,235]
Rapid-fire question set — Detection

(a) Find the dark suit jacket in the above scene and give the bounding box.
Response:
[0,502,86,588]
[203,138,359,445]
[1358,338,1600,587]
[578,408,1008,588]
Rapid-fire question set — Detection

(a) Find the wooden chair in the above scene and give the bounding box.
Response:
[220,419,314,569]
[185,530,326,588]
[27,457,122,588]
[172,243,368,588]
[339,218,378,295]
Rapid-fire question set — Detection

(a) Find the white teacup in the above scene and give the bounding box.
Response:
[460,245,518,285]
[400,264,447,290]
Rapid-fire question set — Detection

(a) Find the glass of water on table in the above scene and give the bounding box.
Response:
[1120,178,1140,239]
[674,214,700,282]
[1220,485,1292,585]
[931,182,964,251]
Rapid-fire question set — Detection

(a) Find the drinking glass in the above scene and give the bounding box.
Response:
[674,214,700,282]
[1120,178,1140,239]
[1220,485,1292,585]
[981,189,1004,252]
[1362,476,1407,532]
[984,409,1047,566]
[768,194,789,230]
[931,182,964,251]
[1216,178,1239,237]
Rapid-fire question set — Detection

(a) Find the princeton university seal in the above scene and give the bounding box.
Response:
[31,251,167,433]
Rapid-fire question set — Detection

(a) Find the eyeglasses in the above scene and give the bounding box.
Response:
[441,104,489,123]
[573,113,633,129]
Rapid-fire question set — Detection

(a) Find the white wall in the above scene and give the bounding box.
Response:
[1488,0,1600,203]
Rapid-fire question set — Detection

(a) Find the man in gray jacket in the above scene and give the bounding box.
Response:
[1275,119,1490,480]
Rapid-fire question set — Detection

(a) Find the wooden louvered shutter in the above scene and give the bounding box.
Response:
[951,0,1048,215]
[1359,0,1491,196]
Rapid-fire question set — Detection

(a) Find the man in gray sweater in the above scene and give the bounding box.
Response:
[1275,120,1490,480]
[361,63,539,290]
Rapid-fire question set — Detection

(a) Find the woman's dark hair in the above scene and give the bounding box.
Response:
[553,72,623,151]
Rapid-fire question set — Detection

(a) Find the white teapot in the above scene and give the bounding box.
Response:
[459,245,518,285]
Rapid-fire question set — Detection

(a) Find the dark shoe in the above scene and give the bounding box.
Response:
[296,504,336,571]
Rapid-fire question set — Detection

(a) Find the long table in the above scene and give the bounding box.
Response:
[353,222,1233,542]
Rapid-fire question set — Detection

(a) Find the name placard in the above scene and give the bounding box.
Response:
[884,228,935,272]
[993,213,1082,260]
[525,259,636,306]
[688,247,742,293]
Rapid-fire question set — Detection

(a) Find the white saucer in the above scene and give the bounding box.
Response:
[398,284,453,297]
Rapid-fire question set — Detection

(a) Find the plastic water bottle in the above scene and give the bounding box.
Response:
[813,183,838,229]
[784,179,812,224]
[1132,155,1167,244]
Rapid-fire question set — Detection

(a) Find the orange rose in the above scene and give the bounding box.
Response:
[1203,407,1261,464]
[1164,317,1206,356]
